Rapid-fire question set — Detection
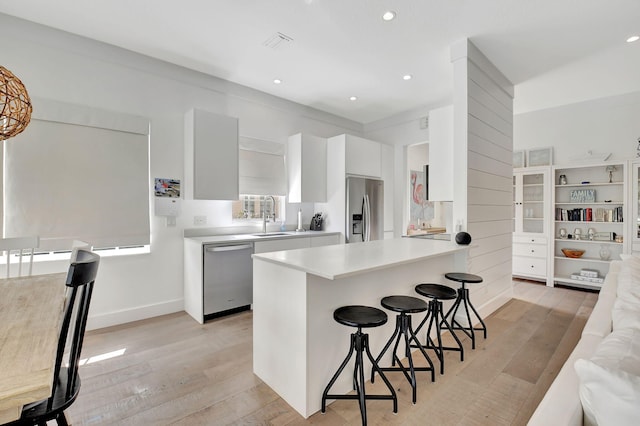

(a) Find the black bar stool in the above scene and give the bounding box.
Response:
[443,272,487,349]
[413,283,464,374]
[321,305,397,425]
[371,296,434,404]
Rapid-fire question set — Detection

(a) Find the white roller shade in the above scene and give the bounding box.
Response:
[239,149,286,196]
[4,101,150,250]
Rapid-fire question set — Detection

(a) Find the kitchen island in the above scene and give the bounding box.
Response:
[252,237,468,418]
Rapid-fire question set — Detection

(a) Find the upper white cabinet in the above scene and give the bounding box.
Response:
[344,134,381,177]
[427,105,453,201]
[631,160,640,254]
[287,133,327,203]
[381,143,394,234]
[184,108,239,200]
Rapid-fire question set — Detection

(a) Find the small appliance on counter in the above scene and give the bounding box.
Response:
[310,213,324,230]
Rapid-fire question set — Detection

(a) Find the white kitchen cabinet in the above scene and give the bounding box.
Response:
[427,105,453,201]
[552,162,627,289]
[309,234,340,247]
[630,160,640,255]
[345,134,381,177]
[184,108,239,200]
[380,143,394,234]
[287,133,327,203]
[254,238,310,254]
[512,167,551,284]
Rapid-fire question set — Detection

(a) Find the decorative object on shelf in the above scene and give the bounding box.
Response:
[594,232,615,241]
[573,228,582,240]
[559,228,567,239]
[615,234,623,243]
[0,65,33,141]
[526,147,553,167]
[588,228,596,241]
[455,231,471,245]
[570,189,595,203]
[561,248,585,258]
[513,150,525,168]
[568,150,611,163]
[599,244,611,261]
[559,174,567,185]
[605,165,617,183]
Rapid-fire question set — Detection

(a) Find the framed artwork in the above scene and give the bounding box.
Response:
[527,147,553,167]
[513,151,525,168]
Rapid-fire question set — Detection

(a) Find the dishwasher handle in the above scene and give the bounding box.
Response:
[205,244,253,253]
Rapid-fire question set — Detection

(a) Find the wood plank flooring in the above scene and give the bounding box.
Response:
[66,280,597,425]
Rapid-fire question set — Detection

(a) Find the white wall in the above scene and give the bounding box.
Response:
[451,39,514,318]
[514,91,640,164]
[0,14,363,329]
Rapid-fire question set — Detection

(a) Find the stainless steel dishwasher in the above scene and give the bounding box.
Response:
[203,242,253,320]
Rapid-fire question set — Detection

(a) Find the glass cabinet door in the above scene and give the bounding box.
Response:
[514,168,548,235]
[632,161,640,253]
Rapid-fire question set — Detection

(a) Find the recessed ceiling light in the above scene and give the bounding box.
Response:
[382,11,396,21]
[273,79,282,84]
[349,96,358,101]
[627,35,640,43]
[403,74,412,80]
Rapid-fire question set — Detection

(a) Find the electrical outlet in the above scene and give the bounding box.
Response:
[194,215,207,226]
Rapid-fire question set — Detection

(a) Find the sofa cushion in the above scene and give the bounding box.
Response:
[575,360,640,426]
[575,328,640,426]
[612,304,640,331]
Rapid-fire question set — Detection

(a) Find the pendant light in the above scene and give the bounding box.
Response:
[0,66,33,141]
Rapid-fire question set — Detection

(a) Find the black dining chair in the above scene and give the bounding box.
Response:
[3,249,100,426]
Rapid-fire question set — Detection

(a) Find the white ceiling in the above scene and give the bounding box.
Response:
[1,0,639,123]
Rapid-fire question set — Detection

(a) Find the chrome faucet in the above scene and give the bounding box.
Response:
[262,195,276,233]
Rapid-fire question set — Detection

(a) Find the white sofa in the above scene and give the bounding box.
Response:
[528,258,640,426]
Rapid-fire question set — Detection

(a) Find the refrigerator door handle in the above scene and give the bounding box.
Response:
[364,195,371,242]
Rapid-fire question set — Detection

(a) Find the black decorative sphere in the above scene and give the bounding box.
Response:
[455,232,472,245]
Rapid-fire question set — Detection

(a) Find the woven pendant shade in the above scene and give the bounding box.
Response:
[1,66,33,141]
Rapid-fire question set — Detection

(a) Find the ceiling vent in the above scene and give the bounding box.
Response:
[263,32,294,49]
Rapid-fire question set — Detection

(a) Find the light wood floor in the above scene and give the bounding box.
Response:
[66,280,597,425]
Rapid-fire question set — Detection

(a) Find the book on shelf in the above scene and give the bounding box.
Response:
[579,268,599,278]
[555,206,623,222]
[570,273,604,284]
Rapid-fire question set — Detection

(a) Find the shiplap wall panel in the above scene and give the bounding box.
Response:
[452,39,514,321]
[469,234,513,257]
[468,97,512,137]
[467,170,512,192]
[469,116,512,150]
[467,220,512,240]
[468,80,513,124]
[468,61,513,109]
[468,151,513,177]
[467,187,511,206]
[468,133,511,164]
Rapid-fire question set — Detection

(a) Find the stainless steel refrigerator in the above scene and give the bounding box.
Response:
[346,176,384,243]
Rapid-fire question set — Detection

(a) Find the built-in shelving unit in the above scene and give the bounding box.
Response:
[552,162,627,290]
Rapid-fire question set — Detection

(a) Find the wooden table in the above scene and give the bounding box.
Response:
[0,273,66,423]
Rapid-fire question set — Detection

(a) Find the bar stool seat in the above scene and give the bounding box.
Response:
[321,305,397,425]
[372,296,434,404]
[413,284,464,374]
[444,272,487,349]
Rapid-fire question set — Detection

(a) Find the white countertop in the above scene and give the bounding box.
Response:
[252,237,468,280]
[185,230,340,245]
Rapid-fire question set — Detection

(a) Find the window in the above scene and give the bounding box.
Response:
[3,99,150,252]
[232,195,284,220]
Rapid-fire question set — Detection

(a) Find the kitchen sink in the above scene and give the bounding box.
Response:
[252,233,289,237]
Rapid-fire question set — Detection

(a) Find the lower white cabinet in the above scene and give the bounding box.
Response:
[512,235,549,284]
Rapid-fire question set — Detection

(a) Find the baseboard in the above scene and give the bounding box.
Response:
[87,298,184,330]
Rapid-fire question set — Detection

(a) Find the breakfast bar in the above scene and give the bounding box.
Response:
[252,238,468,418]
